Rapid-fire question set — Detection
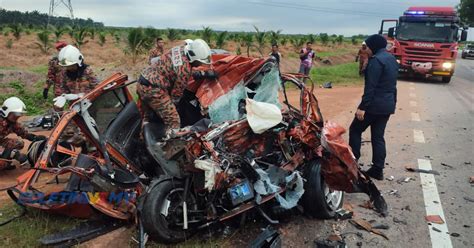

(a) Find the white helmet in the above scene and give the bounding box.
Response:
[362,41,367,45]
[185,39,212,64]
[0,97,27,118]
[58,45,83,67]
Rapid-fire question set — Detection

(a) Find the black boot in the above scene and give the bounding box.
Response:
[365,166,384,180]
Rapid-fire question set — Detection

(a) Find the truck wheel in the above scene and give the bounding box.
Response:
[442,76,451,83]
[301,160,344,219]
[141,179,197,243]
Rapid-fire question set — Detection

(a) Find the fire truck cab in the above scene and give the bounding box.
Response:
[380,6,468,83]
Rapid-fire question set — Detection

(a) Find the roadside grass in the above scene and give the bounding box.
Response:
[29,64,49,75]
[0,80,51,115]
[317,48,353,58]
[310,62,363,85]
[0,203,82,247]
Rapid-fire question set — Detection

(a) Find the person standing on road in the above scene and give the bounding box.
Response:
[349,34,398,180]
[137,39,213,135]
[0,97,46,169]
[299,42,316,79]
[148,37,165,65]
[356,42,370,76]
[43,41,68,99]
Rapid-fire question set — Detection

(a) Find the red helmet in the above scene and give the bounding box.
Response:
[54,41,68,51]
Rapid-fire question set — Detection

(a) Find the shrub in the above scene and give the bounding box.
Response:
[98,32,106,46]
[35,30,52,54]
[6,39,13,49]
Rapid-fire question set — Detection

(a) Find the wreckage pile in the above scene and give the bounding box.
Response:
[1,55,387,246]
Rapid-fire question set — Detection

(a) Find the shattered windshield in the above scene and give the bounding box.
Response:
[397,21,456,43]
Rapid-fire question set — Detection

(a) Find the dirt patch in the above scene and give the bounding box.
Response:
[0,69,43,93]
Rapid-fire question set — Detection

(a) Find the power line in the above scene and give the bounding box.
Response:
[247,1,395,18]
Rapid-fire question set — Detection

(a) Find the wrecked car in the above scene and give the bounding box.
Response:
[4,54,387,245]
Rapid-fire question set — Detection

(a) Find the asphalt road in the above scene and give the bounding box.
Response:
[341,55,474,248]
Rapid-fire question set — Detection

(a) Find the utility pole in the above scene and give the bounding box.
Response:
[48,0,74,28]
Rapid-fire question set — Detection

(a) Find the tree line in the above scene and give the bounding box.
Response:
[0,9,104,28]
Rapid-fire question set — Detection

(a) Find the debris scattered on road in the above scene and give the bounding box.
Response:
[249,226,282,248]
[388,190,400,197]
[440,163,454,169]
[349,219,389,240]
[450,233,461,237]
[314,238,346,248]
[359,201,373,210]
[386,176,394,181]
[405,167,440,175]
[463,225,470,228]
[397,177,413,184]
[322,82,333,89]
[372,224,390,230]
[469,176,474,184]
[463,196,474,203]
[393,217,407,225]
[425,215,445,224]
[335,208,353,220]
[464,161,472,165]
[432,227,442,232]
[401,205,411,211]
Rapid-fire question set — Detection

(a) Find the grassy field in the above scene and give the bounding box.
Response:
[0,203,82,247]
[310,62,363,85]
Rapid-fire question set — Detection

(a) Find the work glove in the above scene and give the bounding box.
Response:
[43,88,49,99]
[53,93,84,108]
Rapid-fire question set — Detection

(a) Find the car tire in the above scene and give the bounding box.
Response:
[141,179,197,243]
[301,160,344,219]
[442,76,451,83]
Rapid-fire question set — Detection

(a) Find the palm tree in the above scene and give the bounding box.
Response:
[88,27,96,40]
[98,32,106,46]
[201,26,214,45]
[35,30,51,54]
[215,31,228,49]
[167,28,179,41]
[307,34,317,44]
[280,37,288,46]
[253,25,267,56]
[290,37,305,52]
[53,26,68,41]
[73,27,89,49]
[242,33,253,57]
[319,33,329,46]
[10,24,23,40]
[269,30,282,45]
[336,35,344,45]
[126,28,146,64]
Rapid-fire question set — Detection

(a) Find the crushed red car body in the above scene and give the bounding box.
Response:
[3,54,387,245]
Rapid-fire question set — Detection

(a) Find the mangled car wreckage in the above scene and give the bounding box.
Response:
[3,54,387,245]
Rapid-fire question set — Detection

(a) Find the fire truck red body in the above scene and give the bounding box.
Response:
[380,6,468,83]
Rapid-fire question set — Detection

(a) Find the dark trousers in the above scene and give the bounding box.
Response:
[349,113,390,170]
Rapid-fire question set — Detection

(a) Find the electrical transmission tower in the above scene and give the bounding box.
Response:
[48,0,74,27]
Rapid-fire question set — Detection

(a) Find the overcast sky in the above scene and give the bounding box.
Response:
[1,0,463,36]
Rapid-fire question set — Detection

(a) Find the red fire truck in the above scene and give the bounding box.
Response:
[380,6,468,83]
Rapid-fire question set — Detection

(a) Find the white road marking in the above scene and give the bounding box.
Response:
[411,113,421,122]
[409,82,415,85]
[410,101,418,107]
[418,159,453,248]
[413,129,426,143]
[410,93,417,98]
[409,87,415,91]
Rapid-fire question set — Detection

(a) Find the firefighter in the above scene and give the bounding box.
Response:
[137,39,213,135]
[57,45,99,95]
[148,37,165,64]
[56,45,98,151]
[356,42,371,76]
[0,97,46,169]
[43,41,68,99]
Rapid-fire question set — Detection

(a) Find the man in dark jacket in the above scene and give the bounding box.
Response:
[349,34,398,180]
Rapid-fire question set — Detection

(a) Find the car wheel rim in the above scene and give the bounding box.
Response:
[324,184,343,211]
